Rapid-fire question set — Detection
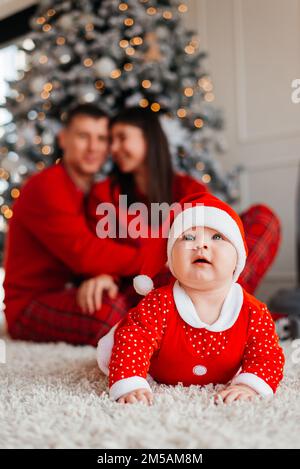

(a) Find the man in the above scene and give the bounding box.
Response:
[3,104,142,346]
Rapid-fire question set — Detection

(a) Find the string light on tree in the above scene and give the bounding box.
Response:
[110,69,122,79]
[194,118,204,128]
[83,58,93,67]
[198,76,213,91]
[184,87,194,97]
[139,98,149,108]
[125,47,135,56]
[124,63,133,71]
[131,37,143,46]
[42,24,52,32]
[163,11,173,20]
[147,7,157,15]
[185,44,195,54]
[177,108,187,118]
[142,79,151,89]
[36,17,46,25]
[41,145,51,155]
[95,80,105,90]
[119,39,129,48]
[39,55,48,64]
[190,38,199,48]
[44,83,53,92]
[178,4,188,13]
[56,37,65,45]
[0,169,9,179]
[119,3,128,11]
[47,9,56,17]
[11,188,20,199]
[124,18,134,26]
[2,206,13,220]
[202,174,211,183]
[151,102,160,112]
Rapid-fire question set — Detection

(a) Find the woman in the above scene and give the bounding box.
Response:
[82,107,280,311]
[88,107,209,237]
[92,107,205,200]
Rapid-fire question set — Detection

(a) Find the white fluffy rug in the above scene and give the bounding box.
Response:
[0,327,299,449]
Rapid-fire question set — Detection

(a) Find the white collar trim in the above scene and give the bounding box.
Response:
[173,281,244,331]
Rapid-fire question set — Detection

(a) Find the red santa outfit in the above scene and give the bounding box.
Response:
[97,192,285,400]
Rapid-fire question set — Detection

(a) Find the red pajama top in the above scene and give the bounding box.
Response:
[97,282,284,400]
[3,163,143,329]
[89,172,209,207]
[87,172,209,239]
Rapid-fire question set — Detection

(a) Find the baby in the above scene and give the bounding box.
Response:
[97,192,284,405]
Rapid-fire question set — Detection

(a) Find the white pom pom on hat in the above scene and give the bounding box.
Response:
[133,275,154,296]
[133,192,248,295]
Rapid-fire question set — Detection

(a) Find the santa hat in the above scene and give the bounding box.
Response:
[133,192,248,296]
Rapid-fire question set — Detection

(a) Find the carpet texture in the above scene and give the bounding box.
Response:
[0,329,299,449]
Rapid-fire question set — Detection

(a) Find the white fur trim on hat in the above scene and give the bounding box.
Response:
[167,205,247,282]
[133,275,154,296]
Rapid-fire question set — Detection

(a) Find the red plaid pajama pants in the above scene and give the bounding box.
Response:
[9,204,281,346]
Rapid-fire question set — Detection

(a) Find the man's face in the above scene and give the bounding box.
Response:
[58,114,110,176]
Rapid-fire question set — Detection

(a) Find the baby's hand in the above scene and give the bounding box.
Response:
[117,388,153,405]
[215,383,258,404]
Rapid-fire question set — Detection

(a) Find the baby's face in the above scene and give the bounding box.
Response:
[171,226,238,290]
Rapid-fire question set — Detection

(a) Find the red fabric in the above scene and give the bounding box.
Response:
[88,172,209,225]
[109,284,284,392]
[3,163,142,330]
[238,204,281,294]
[8,286,136,347]
[88,173,210,255]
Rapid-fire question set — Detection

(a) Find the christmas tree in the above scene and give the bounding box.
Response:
[0,0,240,244]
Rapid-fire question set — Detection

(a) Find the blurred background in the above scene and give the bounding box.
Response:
[0,0,300,307]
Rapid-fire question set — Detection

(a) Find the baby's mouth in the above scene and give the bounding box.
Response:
[193,256,212,265]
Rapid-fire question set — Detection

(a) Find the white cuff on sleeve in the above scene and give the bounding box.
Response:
[97,322,120,376]
[110,376,152,401]
[231,372,274,397]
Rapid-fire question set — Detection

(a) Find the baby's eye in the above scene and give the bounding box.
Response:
[183,233,196,241]
[212,233,223,240]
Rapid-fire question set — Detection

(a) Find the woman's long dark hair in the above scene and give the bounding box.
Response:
[110,107,174,206]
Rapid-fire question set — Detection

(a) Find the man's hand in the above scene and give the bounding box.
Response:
[77,275,118,314]
[215,383,258,404]
[117,388,153,405]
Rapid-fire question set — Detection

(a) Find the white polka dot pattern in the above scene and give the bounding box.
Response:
[240,305,285,390]
[182,325,229,358]
[107,286,285,395]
